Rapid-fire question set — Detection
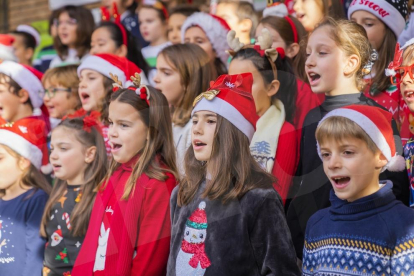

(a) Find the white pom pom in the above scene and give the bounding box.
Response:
[41,163,53,175]
[386,154,406,172]
[198,201,206,210]
[385,68,396,77]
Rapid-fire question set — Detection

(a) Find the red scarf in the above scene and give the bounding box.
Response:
[181,239,211,269]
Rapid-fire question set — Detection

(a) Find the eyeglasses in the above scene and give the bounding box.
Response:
[44,87,75,98]
[390,64,414,85]
[53,18,78,27]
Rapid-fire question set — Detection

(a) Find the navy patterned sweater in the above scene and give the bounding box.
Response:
[303,181,414,275]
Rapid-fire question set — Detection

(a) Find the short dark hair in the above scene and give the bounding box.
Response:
[169,4,200,17]
[10,31,36,50]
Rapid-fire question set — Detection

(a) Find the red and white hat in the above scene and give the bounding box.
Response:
[192,73,258,142]
[0,61,44,108]
[186,201,208,230]
[317,105,406,172]
[0,118,47,169]
[0,34,17,62]
[77,53,147,86]
[181,12,231,66]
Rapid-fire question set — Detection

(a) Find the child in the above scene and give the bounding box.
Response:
[216,0,258,45]
[286,18,409,260]
[167,73,300,275]
[154,43,217,176]
[349,0,411,145]
[41,116,108,276]
[0,117,51,276]
[167,5,200,44]
[227,29,298,204]
[293,0,344,31]
[42,65,81,129]
[72,74,177,275]
[10,25,40,66]
[91,21,150,81]
[50,6,95,68]
[303,105,414,275]
[182,12,230,76]
[138,2,171,86]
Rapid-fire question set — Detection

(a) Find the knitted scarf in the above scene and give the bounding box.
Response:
[250,99,285,172]
[181,240,211,269]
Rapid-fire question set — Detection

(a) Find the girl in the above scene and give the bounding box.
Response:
[227,29,297,204]
[154,43,217,176]
[138,2,171,86]
[167,5,200,44]
[0,117,51,276]
[293,0,344,31]
[167,73,300,275]
[286,18,410,260]
[42,65,81,129]
[72,75,178,275]
[256,16,324,135]
[349,0,411,145]
[41,116,107,276]
[182,12,230,76]
[49,6,95,68]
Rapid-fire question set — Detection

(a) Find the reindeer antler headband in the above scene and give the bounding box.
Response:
[110,73,150,105]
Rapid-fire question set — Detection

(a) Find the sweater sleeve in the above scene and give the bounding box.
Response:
[131,178,175,276]
[250,193,301,276]
[22,192,48,276]
[272,122,297,205]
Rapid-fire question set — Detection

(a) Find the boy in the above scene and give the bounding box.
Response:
[216,0,258,45]
[303,105,414,275]
[9,25,40,66]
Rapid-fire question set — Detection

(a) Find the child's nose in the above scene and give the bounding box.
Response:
[327,154,341,169]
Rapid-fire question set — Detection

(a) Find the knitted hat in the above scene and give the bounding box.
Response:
[347,0,408,38]
[186,201,208,230]
[0,35,17,62]
[317,105,406,172]
[0,61,44,108]
[263,1,289,17]
[77,54,143,87]
[0,118,47,169]
[181,12,231,65]
[192,73,258,142]
[16,25,41,47]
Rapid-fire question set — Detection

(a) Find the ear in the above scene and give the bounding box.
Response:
[115,44,128,57]
[239,18,252,33]
[18,157,31,171]
[286,43,300,59]
[84,146,97,164]
[266,79,280,97]
[17,89,30,103]
[376,152,388,169]
[344,54,360,76]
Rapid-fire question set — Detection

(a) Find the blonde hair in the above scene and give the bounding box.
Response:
[403,44,414,66]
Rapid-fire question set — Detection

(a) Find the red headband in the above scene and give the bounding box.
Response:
[284,16,298,44]
[154,2,169,20]
[100,4,128,46]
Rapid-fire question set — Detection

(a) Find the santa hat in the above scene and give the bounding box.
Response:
[317,105,406,172]
[348,0,408,38]
[0,61,44,108]
[186,201,208,230]
[0,118,47,169]
[181,12,231,66]
[77,53,146,86]
[16,25,41,47]
[0,35,17,62]
[192,73,258,142]
[263,1,289,17]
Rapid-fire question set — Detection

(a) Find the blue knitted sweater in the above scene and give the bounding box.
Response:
[303,181,414,275]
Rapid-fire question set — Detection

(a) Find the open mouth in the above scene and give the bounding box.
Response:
[404,91,414,100]
[80,93,90,101]
[332,176,350,186]
[308,72,321,83]
[194,141,206,147]
[110,142,122,151]
[297,13,305,19]
[52,164,62,170]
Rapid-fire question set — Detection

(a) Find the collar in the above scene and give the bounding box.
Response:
[321,93,363,112]
[120,154,140,172]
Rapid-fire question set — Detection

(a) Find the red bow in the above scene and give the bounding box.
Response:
[181,240,211,269]
[83,114,101,134]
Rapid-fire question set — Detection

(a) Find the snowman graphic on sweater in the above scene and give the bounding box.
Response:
[176,201,211,276]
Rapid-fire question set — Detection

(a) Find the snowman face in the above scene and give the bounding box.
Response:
[184,226,207,244]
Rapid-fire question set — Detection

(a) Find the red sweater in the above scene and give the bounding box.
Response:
[272,122,297,205]
[72,157,177,276]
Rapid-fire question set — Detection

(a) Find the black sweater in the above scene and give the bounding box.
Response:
[286,93,410,260]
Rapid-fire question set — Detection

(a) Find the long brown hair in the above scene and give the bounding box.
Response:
[177,115,275,206]
[40,117,108,237]
[54,6,95,60]
[99,86,178,200]
[159,44,217,126]
[0,145,51,198]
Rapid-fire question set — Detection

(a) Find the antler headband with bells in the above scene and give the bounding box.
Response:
[110,73,150,105]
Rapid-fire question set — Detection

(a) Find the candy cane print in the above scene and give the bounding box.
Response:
[62,212,71,230]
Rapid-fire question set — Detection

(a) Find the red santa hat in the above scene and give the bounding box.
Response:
[317,105,406,172]
[186,201,208,230]
[0,118,47,169]
[77,53,146,86]
[0,61,44,108]
[16,25,41,47]
[181,12,231,66]
[0,34,17,62]
[192,73,258,142]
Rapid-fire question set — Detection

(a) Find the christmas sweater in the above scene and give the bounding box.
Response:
[43,185,85,276]
[167,181,301,276]
[303,181,414,276]
[141,41,172,86]
[404,136,414,207]
[286,93,410,260]
[0,189,48,276]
